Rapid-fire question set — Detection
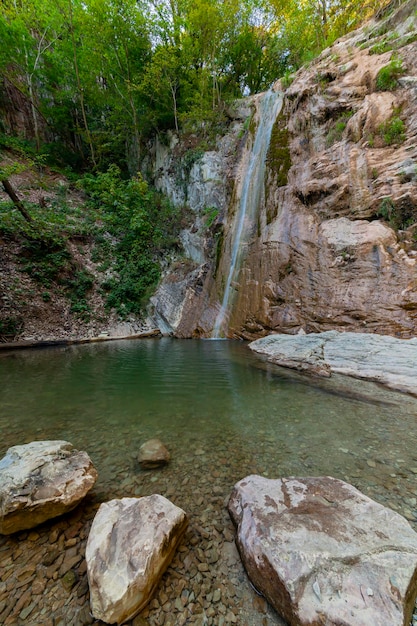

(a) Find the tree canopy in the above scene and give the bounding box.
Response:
[0,0,388,172]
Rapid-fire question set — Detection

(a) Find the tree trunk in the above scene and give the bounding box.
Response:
[67,0,97,168]
[1,178,33,223]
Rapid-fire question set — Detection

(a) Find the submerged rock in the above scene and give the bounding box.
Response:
[228,475,417,626]
[138,438,170,469]
[250,331,417,395]
[86,495,188,624]
[0,440,97,534]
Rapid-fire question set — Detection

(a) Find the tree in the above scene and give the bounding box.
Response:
[0,0,62,148]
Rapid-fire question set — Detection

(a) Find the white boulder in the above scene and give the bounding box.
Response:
[228,475,417,626]
[0,440,97,534]
[86,494,188,624]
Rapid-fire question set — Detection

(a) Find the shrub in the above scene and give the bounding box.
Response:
[21,240,71,287]
[326,111,354,147]
[80,165,182,316]
[377,197,395,221]
[281,70,295,89]
[376,55,404,91]
[0,316,23,340]
[202,206,219,229]
[378,114,406,145]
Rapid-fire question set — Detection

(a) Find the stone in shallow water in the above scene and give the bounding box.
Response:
[86,495,188,624]
[0,440,97,534]
[249,331,417,395]
[228,475,417,626]
[138,439,170,469]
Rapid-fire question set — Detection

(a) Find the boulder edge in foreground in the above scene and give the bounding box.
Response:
[228,474,417,626]
[86,495,188,624]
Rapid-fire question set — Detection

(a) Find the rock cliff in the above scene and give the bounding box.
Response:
[150,0,417,339]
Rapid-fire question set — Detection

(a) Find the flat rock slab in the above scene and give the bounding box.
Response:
[138,438,170,469]
[0,440,97,534]
[86,495,188,624]
[228,475,417,626]
[249,331,417,395]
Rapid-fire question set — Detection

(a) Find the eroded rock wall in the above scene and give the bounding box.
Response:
[150,0,417,339]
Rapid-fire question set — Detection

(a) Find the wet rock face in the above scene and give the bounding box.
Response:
[86,495,188,624]
[228,475,417,626]
[0,440,97,534]
[138,439,170,469]
[227,23,417,338]
[149,2,417,339]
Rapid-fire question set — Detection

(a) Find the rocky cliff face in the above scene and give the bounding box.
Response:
[150,0,417,339]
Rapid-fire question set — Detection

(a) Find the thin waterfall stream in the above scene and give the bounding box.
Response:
[212,89,283,337]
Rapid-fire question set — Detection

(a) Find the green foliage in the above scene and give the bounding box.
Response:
[67,270,94,319]
[81,165,181,316]
[369,40,394,54]
[326,111,354,147]
[377,196,415,230]
[368,29,400,54]
[281,71,295,90]
[182,149,205,179]
[377,196,395,221]
[0,0,395,171]
[238,114,253,139]
[0,316,23,341]
[20,239,71,286]
[315,71,334,87]
[202,206,219,229]
[376,54,404,91]
[266,111,291,189]
[378,112,406,145]
[41,291,51,302]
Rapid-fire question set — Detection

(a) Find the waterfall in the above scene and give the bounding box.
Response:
[212,89,283,338]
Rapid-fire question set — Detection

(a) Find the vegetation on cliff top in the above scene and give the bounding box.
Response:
[0,0,391,173]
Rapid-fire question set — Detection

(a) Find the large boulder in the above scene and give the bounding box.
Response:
[228,475,417,626]
[0,440,97,534]
[86,495,188,624]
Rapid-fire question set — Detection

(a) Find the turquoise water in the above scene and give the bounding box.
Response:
[2,337,417,624]
[1,337,417,517]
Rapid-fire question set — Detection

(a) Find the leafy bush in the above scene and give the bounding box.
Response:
[67,270,94,319]
[377,196,415,230]
[281,71,295,89]
[326,111,354,147]
[202,206,219,229]
[81,165,181,316]
[378,114,406,145]
[0,316,23,341]
[376,55,404,91]
[377,197,395,221]
[21,239,71,286]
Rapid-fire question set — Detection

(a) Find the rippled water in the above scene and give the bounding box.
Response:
[1,337,417,624]
[2,337,417,499]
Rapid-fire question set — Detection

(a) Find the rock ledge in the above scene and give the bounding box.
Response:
[250,331,417,395]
